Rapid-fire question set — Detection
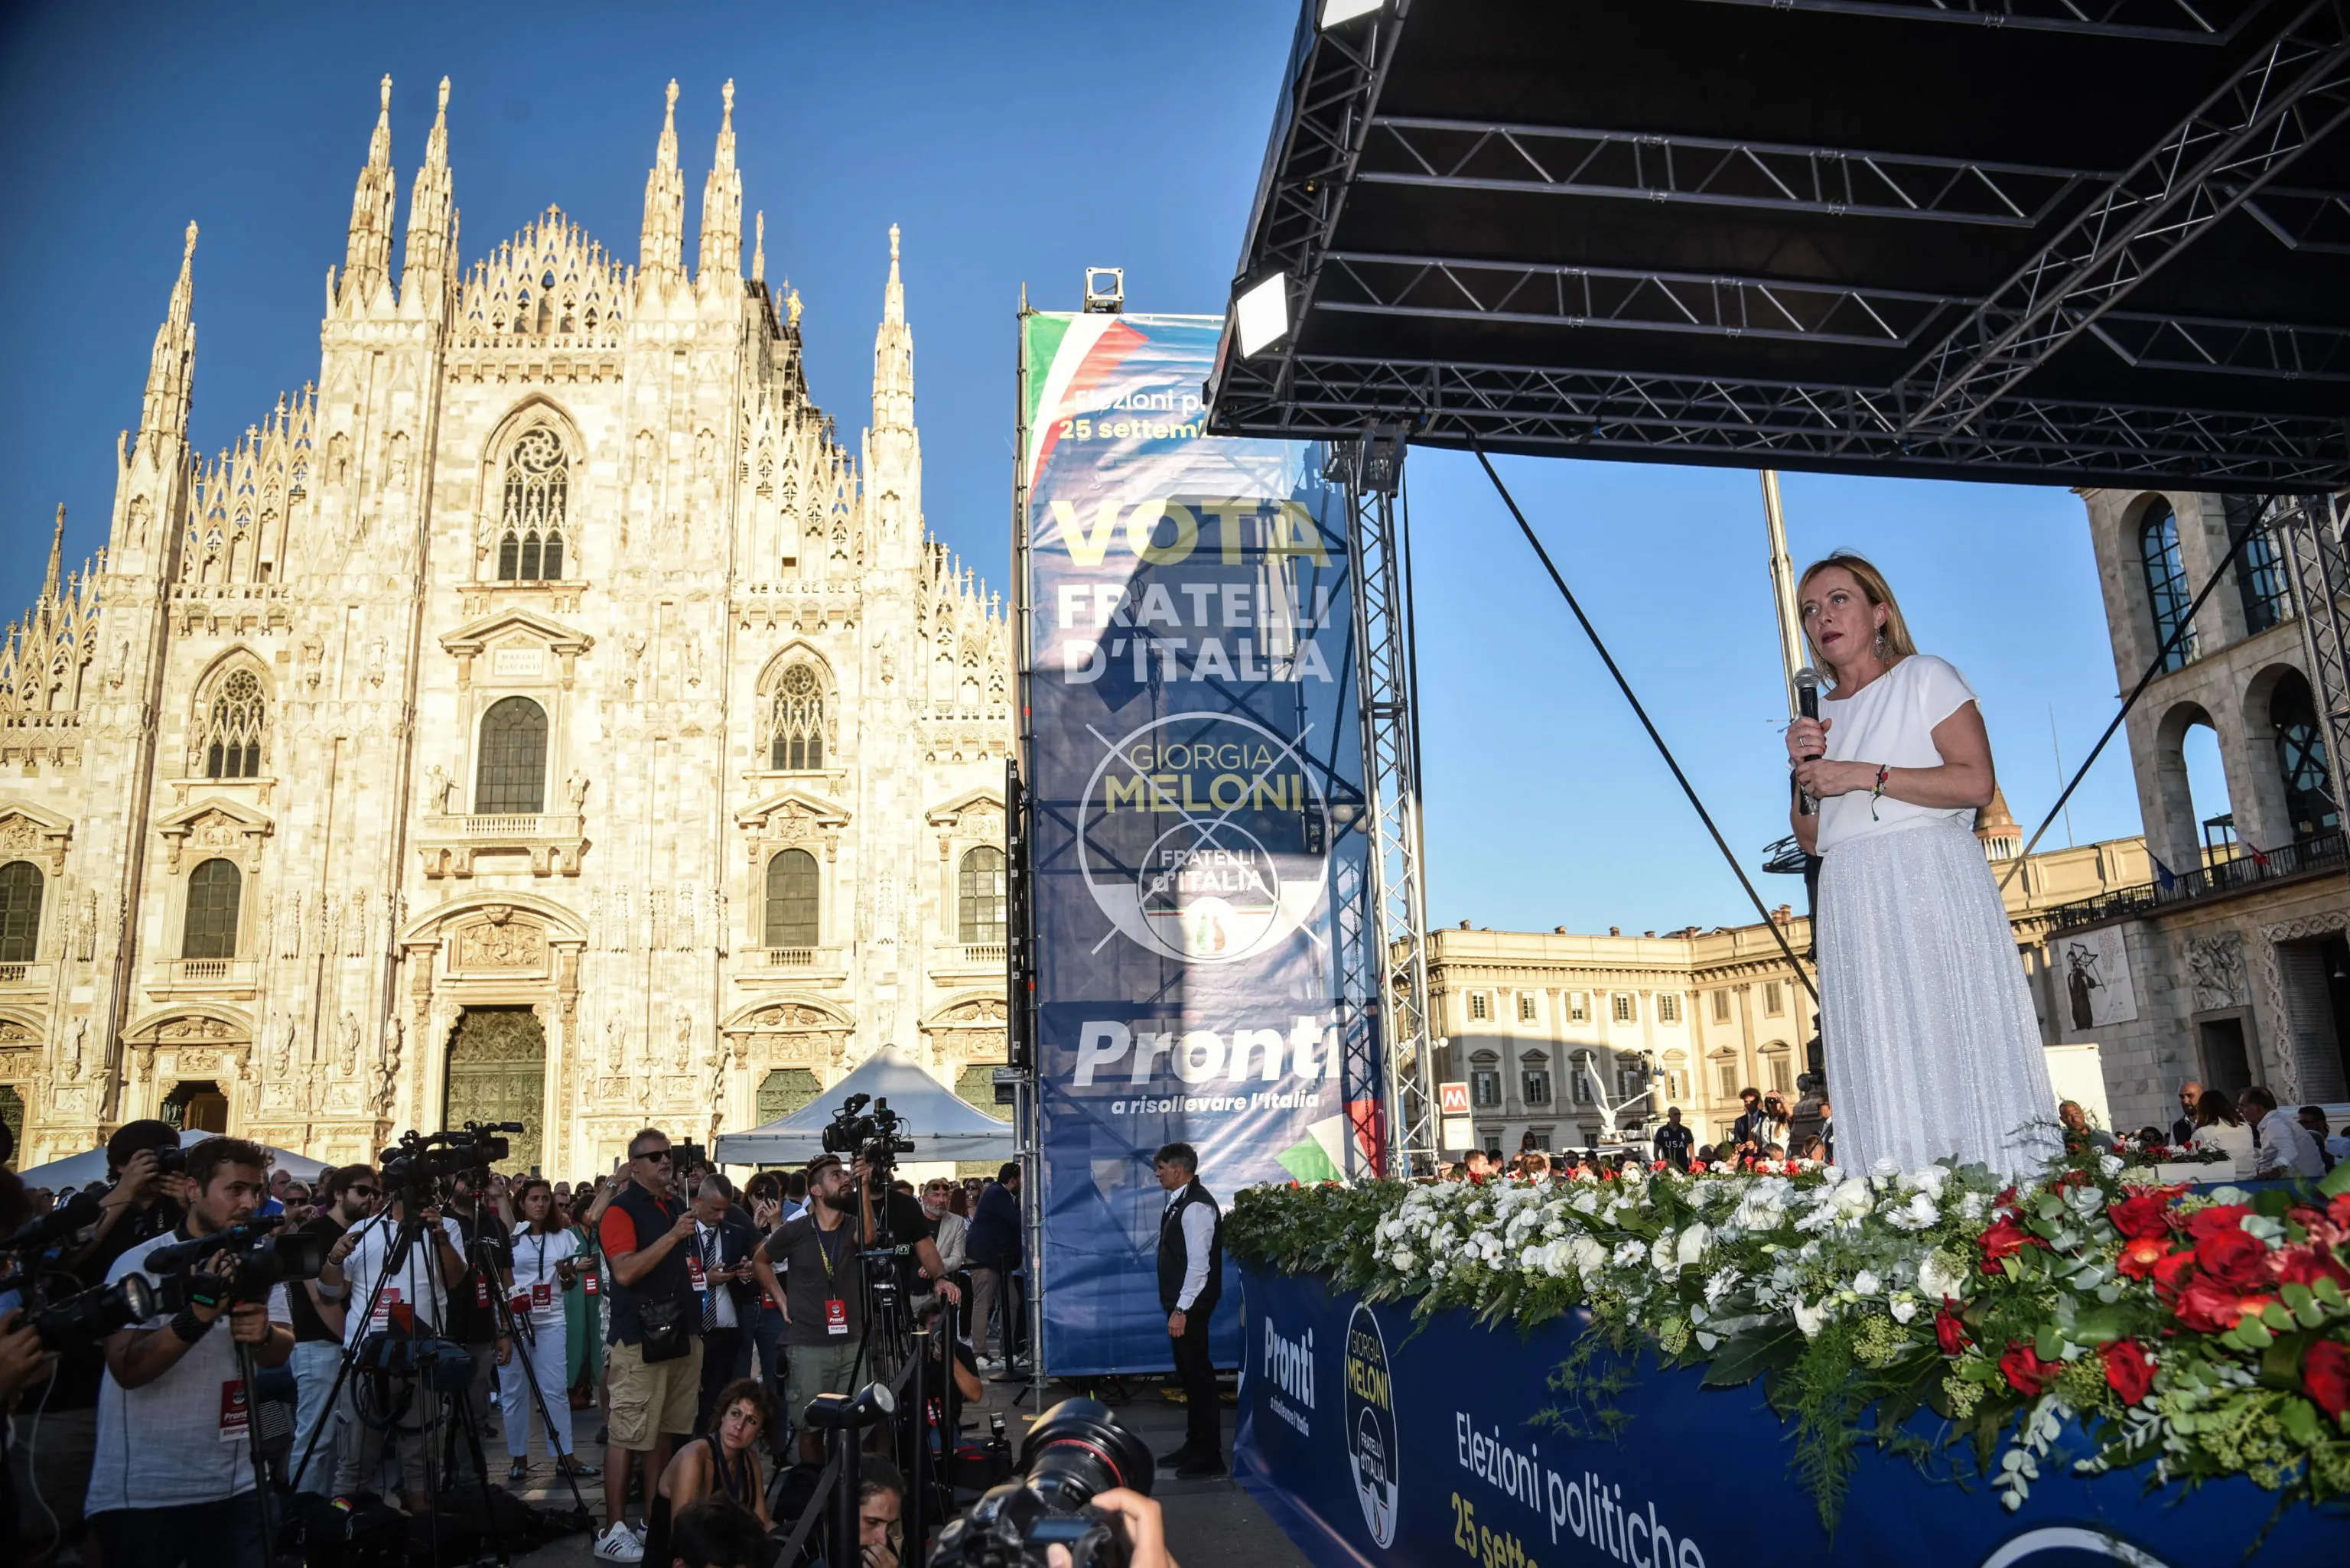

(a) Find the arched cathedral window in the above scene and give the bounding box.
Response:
[0,860,43,965]
[764,850,819,948]
[182,858,241,960]
[770,666,826,771]
[2140,499,2195,672]
[475,697,548,815]
[957,847,1006,945]
[496,428,568,582]
[199,669,265,779]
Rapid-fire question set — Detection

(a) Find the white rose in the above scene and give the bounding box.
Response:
[1917,1253,1965,1301]
[1852,1269,1881,1296]
[1676,1224,1710,1270]
[1573,1189,1601,1215]
[1872,1156,1902,1179]
[1650,1232,1676,1272]
[1908,1164,1950,1200]
[1392,1250,1417,1273]
[2099,1153,2124,1178]
[1889,1296,1919,1325]
[1792,1300,1828,1338]
[1568,1236,1607,1278]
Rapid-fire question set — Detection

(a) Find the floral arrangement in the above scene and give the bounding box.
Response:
[1225,1148,2350,1531]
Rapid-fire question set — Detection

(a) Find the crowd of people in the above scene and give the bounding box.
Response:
[0,1120,1048,1568]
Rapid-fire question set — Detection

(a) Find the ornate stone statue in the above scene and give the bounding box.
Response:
[65,1019,86,1082]
[338,1011,361,1077]
[568,771,590,812]
[673,1010,693,1075]
[605,1013,625,1073]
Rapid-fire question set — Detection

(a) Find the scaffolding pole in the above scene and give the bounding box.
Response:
[1334,428,1437,1176]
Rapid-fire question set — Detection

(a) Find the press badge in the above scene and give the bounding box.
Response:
[474,1275,490,1307]
[220,1380,249,1442]
[370,1285,403,1329]
[532,1282,554,1309]
[583,1271,598,1297]
[687,1257,708,1293]
[823,1297,848,1335]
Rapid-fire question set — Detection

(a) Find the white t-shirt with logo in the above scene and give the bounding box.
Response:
[509,1227,579,1329]
[339,1211,466,1348]
[86,1238,294,1513]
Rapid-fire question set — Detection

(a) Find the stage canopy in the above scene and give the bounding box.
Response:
[1204,0,2350,489]
[712,1047,1018,1166]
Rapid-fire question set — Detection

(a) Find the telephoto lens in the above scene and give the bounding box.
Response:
[931,1397,1154,1568]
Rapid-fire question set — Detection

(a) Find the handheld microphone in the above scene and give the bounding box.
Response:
[1794,666,1822,817]
[2,1190,101,1252]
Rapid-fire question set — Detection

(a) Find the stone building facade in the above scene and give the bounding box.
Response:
[2053,487,2350,1137]
[0,78,1013,1171]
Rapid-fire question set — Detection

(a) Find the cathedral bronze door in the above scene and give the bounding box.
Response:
[444,1007,545,1171]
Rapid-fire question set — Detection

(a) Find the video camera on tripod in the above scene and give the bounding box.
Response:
[143,1212,328,1306]
[822,1092,915,1167]
[378,1119,524,1202]
[0,1192,160,1351]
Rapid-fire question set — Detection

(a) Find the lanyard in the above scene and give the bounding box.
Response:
[813,1218,846,1281]
[531,1231,548,1282]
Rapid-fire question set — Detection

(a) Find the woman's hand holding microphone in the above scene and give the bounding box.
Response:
[1787,714,1873,800]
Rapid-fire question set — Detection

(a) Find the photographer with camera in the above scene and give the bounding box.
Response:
[8,1118,190,1567]
[316,1169,467,1509]
[594,1127,704,1565]
[84,1136,294,1568]
[752,1153,956,1466]
[441,1171,514,1485]
[286,1164,376,1498]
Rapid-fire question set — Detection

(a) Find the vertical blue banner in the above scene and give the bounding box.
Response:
[1021,313,1377,1376]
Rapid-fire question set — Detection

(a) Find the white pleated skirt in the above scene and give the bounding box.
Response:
[1816,817,2060,1179]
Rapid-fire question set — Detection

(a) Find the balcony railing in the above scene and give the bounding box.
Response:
[173,958,233,982]
[946,942,1007,967]
[748,945,843,970]
[0,962,28,984]
[2042,829,2348,932]
[430,812,584,839]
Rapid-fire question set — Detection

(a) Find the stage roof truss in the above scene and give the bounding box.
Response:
[1206,0,2350,489]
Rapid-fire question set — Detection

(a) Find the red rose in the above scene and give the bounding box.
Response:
[2107,1192,2176,1241]
[2306,1341,2350,1421]
[2186,1203,2251,1240]
[2173,1274,2276,1335]
[1935,1307,1970,1357]
[2101,1339,2156,1406]
[2000,1341,2062,1397]
[2150,1248,2199,1301]
[2269,1244,2350,1292]
[1977,1216,2051,1275]
[2117,1235,2172,1280]
[2194,1227,2270,1290]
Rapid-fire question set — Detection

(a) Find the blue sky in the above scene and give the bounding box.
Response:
[0,0,2160,935]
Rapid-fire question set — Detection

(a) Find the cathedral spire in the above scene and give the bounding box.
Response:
[140,223,197,441]
[697,80,743,286]
[639,79,685,297]
[39,506,63,621]
[402,76,454,313]
[340,75,399,311]
[872,224,914,435]
[752,211,765,285]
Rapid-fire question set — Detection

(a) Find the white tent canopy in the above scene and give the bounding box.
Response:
[714,1046,1019,1165]
[15,1129,331,1191]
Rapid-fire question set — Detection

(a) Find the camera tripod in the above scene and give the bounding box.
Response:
[285,1195,584,1566]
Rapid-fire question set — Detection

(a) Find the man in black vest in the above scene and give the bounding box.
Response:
[1153,1142,1224,1479]
[594,1127,702,1563]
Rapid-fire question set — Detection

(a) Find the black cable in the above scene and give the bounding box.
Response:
[1997,500,2273,891]
[1471,444,1818,1004]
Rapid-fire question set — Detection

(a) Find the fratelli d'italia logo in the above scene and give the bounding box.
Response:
[1343,1301,1399,1548]
[1078,712,1330,965]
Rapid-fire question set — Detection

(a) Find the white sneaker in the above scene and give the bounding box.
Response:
[593,1521,646,1563]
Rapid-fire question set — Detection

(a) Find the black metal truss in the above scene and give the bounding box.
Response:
[1887,0,2350,444]
[1319,251,1962,344]
[1359,115,2101,226]
[1214,352,2350,485]
[2241,182,2350,247]
[1693,0,2260,41]
[2090,309,2350,377]
[1242,0,1413,409]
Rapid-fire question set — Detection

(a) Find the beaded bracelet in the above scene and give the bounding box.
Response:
[1870,763,1889,821]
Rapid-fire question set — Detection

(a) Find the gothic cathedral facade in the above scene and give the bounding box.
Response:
[0,78,1014,1171]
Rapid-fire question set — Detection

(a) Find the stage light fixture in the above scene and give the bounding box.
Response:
[1320,0,1384,27]
[1235,272,1291,358]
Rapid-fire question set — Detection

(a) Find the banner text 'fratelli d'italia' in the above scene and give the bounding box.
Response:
[1021,312,1378,1375]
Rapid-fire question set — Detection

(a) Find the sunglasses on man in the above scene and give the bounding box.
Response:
[633,1147,673,1163]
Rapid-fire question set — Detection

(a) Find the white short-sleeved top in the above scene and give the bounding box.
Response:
[87,1241,295,1512]
[1815,653,1981,854]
